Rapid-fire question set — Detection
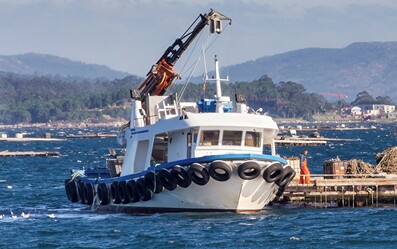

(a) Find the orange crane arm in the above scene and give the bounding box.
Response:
[137,9,231,103]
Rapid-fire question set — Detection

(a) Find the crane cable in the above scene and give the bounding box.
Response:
[165,29,206,96]
[177,34,215,102]
[175,25,231,102]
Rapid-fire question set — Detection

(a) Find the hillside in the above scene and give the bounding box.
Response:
[0,53,129,80]
[221,42,397,101]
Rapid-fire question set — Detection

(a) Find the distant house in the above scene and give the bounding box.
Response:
[359,104,395,118]
[350,106,362,116]
[388,112,397,119]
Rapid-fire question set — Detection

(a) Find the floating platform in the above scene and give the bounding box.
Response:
[276,175,397,208]
[0,151,60,157]
[66,133,116,138]
[0,137,65,142]
[275,139,327,146]
[275,136,358,146]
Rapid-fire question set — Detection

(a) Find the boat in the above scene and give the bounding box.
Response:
[64,9,296,213]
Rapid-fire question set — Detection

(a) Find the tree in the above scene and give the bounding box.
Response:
[375,96,394,105]
[351,91,375,105]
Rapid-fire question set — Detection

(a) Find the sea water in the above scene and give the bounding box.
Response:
[1,124,397,248]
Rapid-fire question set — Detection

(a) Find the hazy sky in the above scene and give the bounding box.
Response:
[2,0,397,77]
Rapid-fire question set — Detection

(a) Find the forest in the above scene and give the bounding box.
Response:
[0,72,393,124]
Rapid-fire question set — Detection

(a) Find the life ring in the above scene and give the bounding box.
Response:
[156,169,177,191]
[110,181,121,204]
[77,181,86,204]
[145,171,163,194]
[83,182,94,205]
[64,179,78,203]
[97,183,109,205]
[238,161,261,180]
[136,178,152,201]
[263,162,284,183]
[188,163,210,186]
[170,165,191,188]
[276,166,296,187]
[209,160,232,182]
[126,180,141,203]
[117,181,130,204]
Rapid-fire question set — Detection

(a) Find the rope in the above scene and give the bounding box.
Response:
[70,172,85,181]
[177,33,218,102]
[177,25,231,101]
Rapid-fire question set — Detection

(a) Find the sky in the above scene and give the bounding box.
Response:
[2,0,397,77]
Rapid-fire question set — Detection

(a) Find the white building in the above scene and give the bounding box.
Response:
[360,104,395,117]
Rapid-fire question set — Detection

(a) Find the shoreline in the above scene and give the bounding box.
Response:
[0,120,127,130]
[0,118,394,130]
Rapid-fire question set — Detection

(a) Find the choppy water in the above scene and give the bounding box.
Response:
[1,123,397,248]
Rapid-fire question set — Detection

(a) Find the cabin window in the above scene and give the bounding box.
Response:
[134,140,149,172]
[245,131,261,147]
[151,133,168,165]
[222,130,242,146]
[199,130,220,146]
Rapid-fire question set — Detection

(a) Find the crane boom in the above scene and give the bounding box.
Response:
[137,9,231,103]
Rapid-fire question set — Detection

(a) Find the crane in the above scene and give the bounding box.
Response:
[136,9,232,104]
[321,92,347,101]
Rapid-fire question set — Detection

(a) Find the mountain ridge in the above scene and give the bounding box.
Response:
[0,53,130,80]
[221,41,397,101]
[2,42,397,101]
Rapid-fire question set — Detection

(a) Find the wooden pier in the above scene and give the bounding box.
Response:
[0,137,65,142]
[0,151,60,157]
[66,132,116,138]
[275,136,358,146]
[276,175,397,208]
[275,139,327,146]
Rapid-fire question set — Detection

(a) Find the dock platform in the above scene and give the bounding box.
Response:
[0,151,61,157]
[275,139,327,146]
[66,133,116,138]
[277,174,397,208]
[0,138,65,142]
[275,136,358,146]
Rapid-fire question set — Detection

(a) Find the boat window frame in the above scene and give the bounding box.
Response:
[151,133,168,165]
[199,130,220,146]
[222,130,243,146]
[244,130,261,147]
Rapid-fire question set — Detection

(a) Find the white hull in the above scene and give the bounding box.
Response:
[94,174,279,213]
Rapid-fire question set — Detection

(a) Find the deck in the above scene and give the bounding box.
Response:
[277,174,397,208]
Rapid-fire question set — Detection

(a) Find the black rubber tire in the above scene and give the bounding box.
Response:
[275,186,286,198]
[170,165,191,188]
[145,171,163,194]
[276,166,296,187]
[117,181,130,204]
[136,178,152,201]
[110,181,121,204]
[263,163,284,183]
[97,183,109,205]
[188,163,210,186]
[209,161,232,182]
[157,169,177,191]
[64,179,71,201]
[83,182,94,205]
[77,181,86,204]
[126,180,141,203]
[65,179,79,203]
[238,161,261,180]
